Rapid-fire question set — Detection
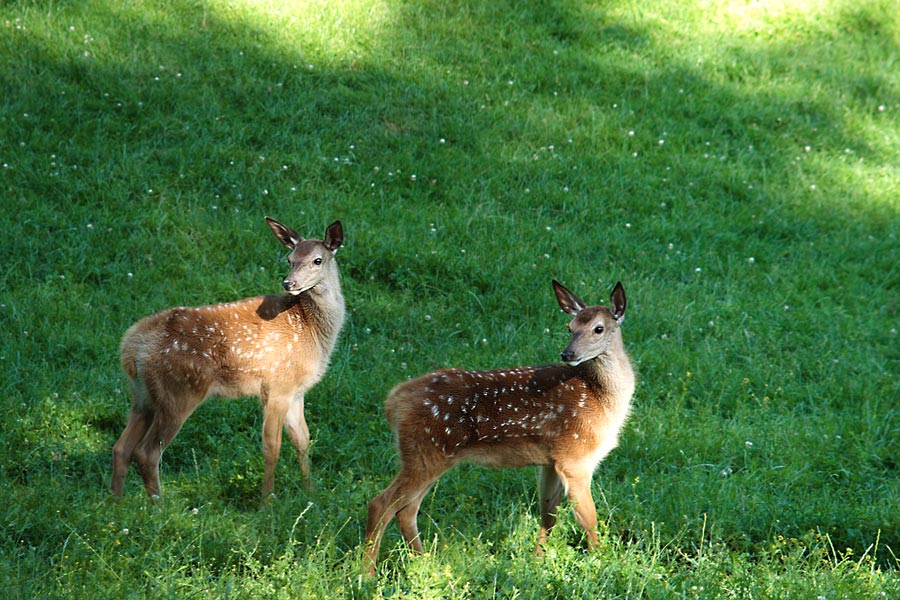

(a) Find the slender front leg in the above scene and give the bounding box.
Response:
[284,391,311,487]
[536,465,564,554]
[565,473,599,550]
[261,391,290,501]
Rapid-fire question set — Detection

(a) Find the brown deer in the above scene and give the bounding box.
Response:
[111,217,345,502]
[364,280,635,574]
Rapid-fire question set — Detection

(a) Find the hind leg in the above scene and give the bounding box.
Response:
[110,408,151,497]
[395,483,436,553]
[364,464,444,576]
[131,397,201,500]
[111,375,153,498]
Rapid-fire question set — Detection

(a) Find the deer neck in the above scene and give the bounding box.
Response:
[578,334,634,407]
[295,270,345,351]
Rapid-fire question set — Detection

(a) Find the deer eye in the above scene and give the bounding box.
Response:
[593,325,605,334]
[313,257,323,266]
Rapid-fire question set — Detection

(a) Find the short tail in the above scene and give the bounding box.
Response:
[120,327,140,380]
[384,381,410,433]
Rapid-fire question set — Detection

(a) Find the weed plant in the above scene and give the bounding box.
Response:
[1,0,899,597]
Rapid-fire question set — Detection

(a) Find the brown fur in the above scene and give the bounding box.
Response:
[364,280,635,575]
[111,218,345,502]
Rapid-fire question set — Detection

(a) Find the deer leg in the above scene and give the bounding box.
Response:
[110,408,151,497]
[132,428,163,499]
[364,478,407,576]
[111,375,154,497]
[364,465,440,576]
[130,386,203,500]
[535,464,564,554]
[564,471,600,550]
[284,391,311,487]
[131,412,189,499]
[261,391,291,501]
[395,483,436,553]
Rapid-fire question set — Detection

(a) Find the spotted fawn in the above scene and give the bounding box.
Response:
[111,218,345,502]
[364,279,635,574]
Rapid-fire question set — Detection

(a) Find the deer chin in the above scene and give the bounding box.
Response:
[287,285,314,296]
[565,355,596,367]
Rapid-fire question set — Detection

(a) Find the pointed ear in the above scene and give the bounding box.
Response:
[610,281,626,323]
[265,216,302,249]
[552,279,586,316]
[323,220,343,252]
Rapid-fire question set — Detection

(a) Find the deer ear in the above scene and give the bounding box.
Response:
[323,220,343,253]
[266,217,302,249]
[552,280,586,316]
[610,281,626,323]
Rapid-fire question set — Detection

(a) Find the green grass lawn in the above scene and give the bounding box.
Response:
[2,0,899,597]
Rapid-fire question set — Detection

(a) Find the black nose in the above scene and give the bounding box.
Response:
[282,279,294,291]
[560,350,575,363]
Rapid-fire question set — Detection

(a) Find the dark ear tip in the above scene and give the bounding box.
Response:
[327,220,344,237]
[324,220,344,249]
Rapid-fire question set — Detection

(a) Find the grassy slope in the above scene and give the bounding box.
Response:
[1,0,898,597]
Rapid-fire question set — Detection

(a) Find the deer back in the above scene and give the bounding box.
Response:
[387,364,626,469]
[386,280,634,473]
[121,219,346,404]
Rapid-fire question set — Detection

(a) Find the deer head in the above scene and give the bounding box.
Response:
[266,217,343,295]
[553,280,626,366]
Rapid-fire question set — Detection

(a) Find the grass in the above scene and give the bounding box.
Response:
[1,0,899,596]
